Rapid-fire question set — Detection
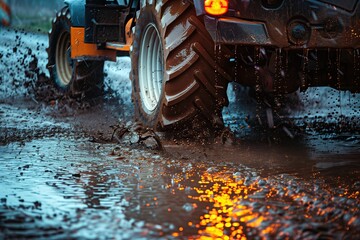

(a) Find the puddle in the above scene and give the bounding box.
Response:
[1,137,359,239]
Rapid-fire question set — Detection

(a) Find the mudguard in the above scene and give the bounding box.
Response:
[64,0,86,27]
[64,0,138,27]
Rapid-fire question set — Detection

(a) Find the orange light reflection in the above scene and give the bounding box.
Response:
[188,171,266,239]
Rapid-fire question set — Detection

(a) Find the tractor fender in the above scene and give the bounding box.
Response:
[64,0,85,27]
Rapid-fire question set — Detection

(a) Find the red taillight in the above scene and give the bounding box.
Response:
[204,0,229,16]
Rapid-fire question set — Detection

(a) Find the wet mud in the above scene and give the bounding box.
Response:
[1,127,359,239]
[1,29,360,239]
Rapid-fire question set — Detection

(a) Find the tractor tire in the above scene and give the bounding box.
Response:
[46,7,104,99]
[131,0,231,132]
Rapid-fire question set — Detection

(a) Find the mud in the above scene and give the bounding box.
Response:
[1,29,360,239]
[0,101,70,145]
[1,107,359,239]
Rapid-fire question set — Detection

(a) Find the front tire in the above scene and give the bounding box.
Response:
[46,7,104,98]
[131,0,231,132]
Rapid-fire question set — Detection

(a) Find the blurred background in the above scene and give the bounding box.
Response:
[9,0,64,32]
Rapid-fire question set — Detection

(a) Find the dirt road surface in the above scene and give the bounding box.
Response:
[1,28,360,239]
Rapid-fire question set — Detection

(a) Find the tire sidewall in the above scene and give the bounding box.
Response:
[131,3,165,128]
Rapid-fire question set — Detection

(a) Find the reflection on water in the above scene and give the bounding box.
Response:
[186,171,260,239]
[169,165,359,239]
[0,137,359,239]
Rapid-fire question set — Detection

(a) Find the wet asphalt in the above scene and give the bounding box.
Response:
[0,28,360,239]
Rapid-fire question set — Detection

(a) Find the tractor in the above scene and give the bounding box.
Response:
[46,0,360,132]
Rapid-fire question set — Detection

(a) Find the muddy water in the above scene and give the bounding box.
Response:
[1,99,359,239]
[1,29,360,239]
[0,139,359,239]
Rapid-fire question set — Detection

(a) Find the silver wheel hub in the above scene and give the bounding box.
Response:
[138,23,164,113]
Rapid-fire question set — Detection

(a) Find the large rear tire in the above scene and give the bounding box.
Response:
[131,0,231,132]
[46,7,104,99]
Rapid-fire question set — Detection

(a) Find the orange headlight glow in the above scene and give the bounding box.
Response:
[204,0,229,16]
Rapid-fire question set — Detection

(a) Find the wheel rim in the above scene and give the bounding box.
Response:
[139,23,164,113]
[55,31,72,87]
